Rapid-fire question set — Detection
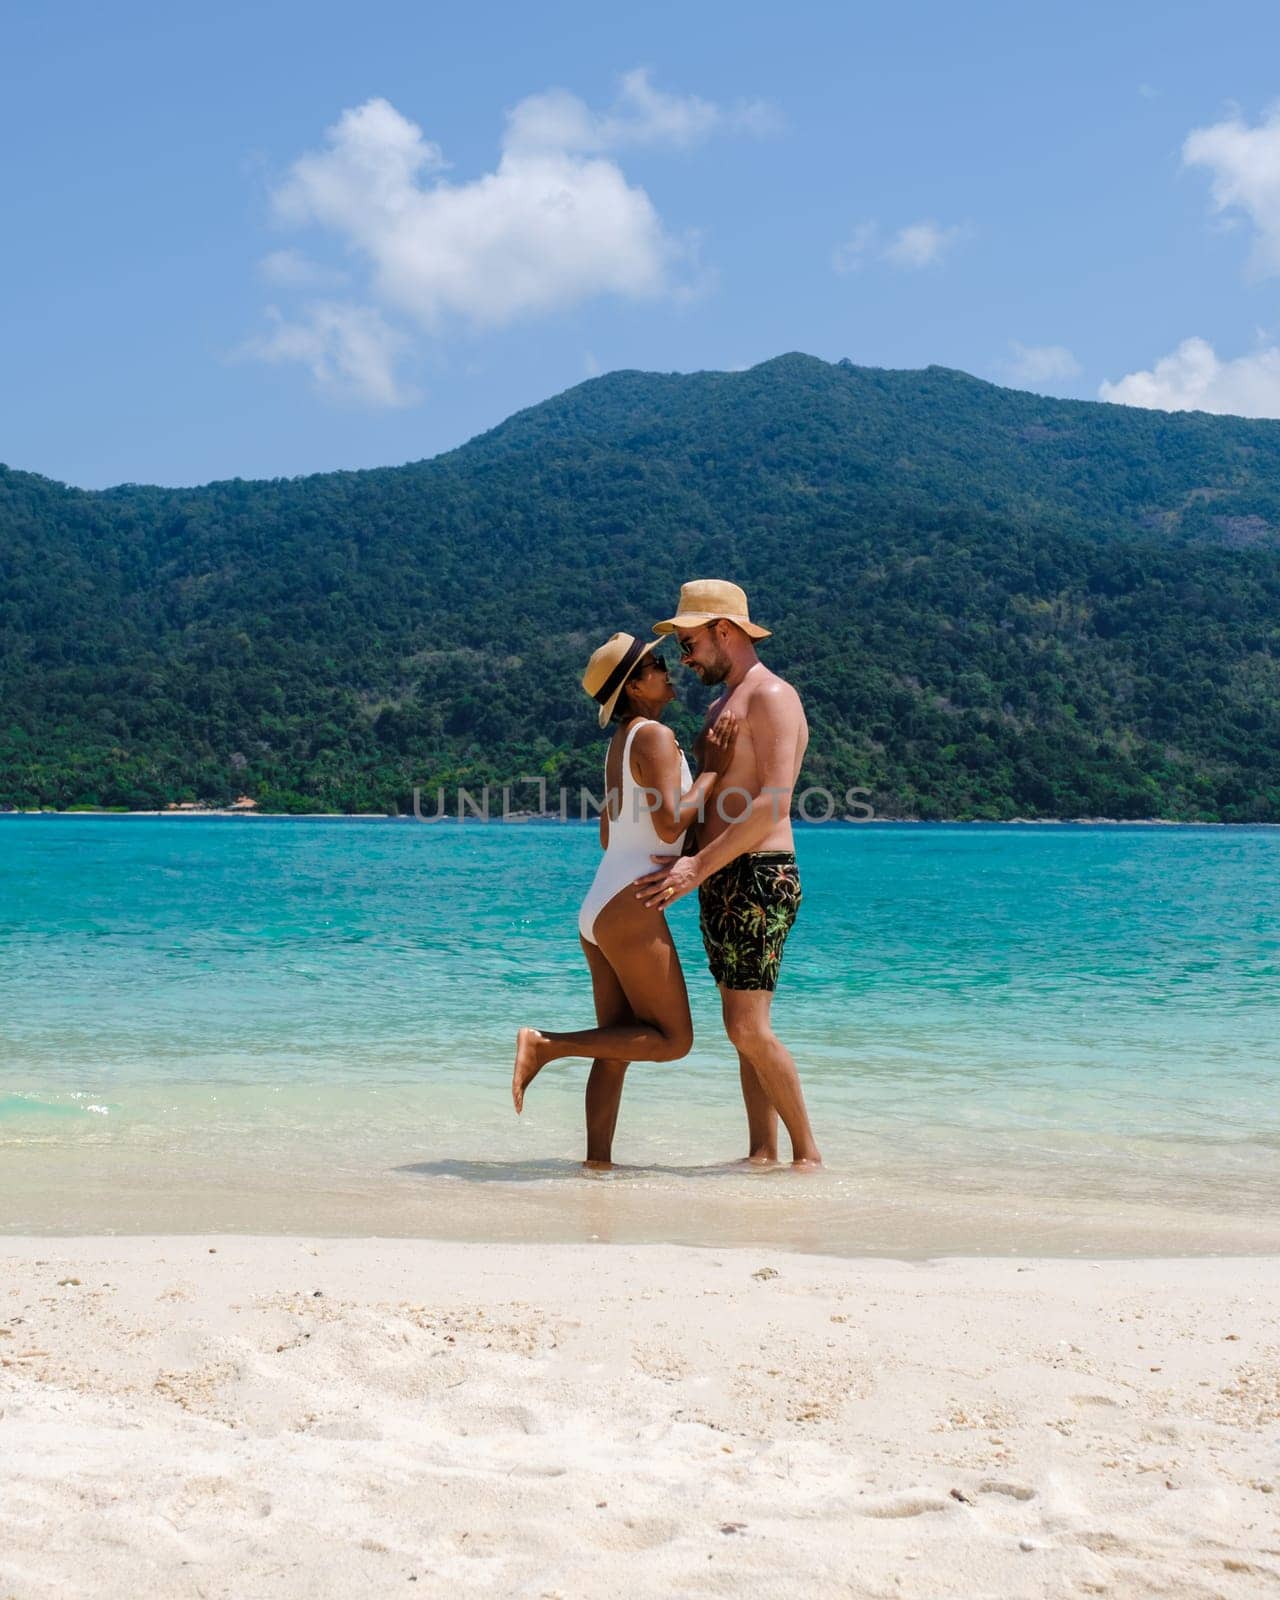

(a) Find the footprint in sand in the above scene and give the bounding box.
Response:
[446,1403,545,1436]
[1070,1529,1132,1555]
[591,1515,683,1551]
[979,1480,1037,1501]
[857,1492,955,1518]
[175,1476,273,1519]
[308,1416,383,1441]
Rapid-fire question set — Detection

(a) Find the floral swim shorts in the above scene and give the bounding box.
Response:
[698,850,802,992]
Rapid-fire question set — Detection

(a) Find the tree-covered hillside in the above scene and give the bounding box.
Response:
[2,352,1279,819]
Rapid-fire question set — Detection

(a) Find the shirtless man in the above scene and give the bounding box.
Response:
[636,579,822,1168]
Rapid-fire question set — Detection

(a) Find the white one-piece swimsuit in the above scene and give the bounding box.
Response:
[578,718,693,945]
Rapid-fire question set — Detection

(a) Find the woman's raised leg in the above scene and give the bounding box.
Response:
[512,892,692,1112]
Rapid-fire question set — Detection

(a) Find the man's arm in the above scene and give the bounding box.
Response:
[689,684,795,878]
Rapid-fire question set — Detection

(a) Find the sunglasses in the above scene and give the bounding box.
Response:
[643,656,671,675]
[677,620,718,657]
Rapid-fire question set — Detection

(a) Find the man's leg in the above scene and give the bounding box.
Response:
[721,988,821,1166]
[735,1045,779,1164]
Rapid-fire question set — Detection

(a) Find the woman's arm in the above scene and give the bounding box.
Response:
[631,717,736,844]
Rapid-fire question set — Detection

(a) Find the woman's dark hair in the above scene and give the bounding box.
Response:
[610,679,639,723]
[609,662,648,724]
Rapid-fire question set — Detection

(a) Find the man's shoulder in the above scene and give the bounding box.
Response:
[746,668,803,713]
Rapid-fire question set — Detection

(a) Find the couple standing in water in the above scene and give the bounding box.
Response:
[512,579,822,1169]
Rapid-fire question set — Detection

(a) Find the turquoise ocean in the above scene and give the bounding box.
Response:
[2,817,1277,1255]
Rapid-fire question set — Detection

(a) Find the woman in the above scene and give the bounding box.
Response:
[511,631,735,1166]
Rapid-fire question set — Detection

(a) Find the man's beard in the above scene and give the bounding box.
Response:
[699,657,730,686]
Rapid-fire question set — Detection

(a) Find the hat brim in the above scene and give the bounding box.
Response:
[652,612,771,640]
[597,636,663,727]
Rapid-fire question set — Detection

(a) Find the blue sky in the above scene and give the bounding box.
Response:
[4,0,1280,488]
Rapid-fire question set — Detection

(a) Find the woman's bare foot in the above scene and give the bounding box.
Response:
[511,1027,547,1113]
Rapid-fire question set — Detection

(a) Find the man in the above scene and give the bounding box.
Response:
[636,579,822,1168]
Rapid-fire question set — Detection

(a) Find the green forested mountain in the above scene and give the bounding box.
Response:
[2,352,1279,819]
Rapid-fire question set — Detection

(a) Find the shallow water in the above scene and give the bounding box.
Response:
[2,817,1278,1253]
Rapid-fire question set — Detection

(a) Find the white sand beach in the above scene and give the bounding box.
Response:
[1,1239,1276,1598]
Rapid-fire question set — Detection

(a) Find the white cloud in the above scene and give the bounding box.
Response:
[259,249,347,289]
[832,218,968,274]
[1183,106,1280,274]
[246,73,774,405]
[1098,335,1280,418]
[242,302,418,408]
[273,95,674,330]
[1001,341,1082,385]
[831,222,879,274]
[506,68,780,153]
[884,220,966,268]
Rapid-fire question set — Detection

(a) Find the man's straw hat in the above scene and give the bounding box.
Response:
[581,631,662,728]
[652,578,770,639]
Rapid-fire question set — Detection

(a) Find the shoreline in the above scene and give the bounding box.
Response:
[2,1237,1276,1598]
[6,1150,1278,1257]
[3,809,1276,825]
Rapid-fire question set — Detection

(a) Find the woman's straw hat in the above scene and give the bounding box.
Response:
[582,631,663,728]
[652,578,770,639]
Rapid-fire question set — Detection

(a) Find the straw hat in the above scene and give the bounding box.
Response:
[652,578,770,639]
[582,631,663,728]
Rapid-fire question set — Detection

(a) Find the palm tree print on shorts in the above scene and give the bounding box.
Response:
[698,851,802,992]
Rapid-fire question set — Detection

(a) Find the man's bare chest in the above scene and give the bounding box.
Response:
[705,690,760,785]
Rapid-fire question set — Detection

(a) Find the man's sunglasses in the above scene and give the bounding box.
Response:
[677,620,718,657]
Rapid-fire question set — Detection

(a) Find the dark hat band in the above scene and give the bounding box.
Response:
[592,637,649,706]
